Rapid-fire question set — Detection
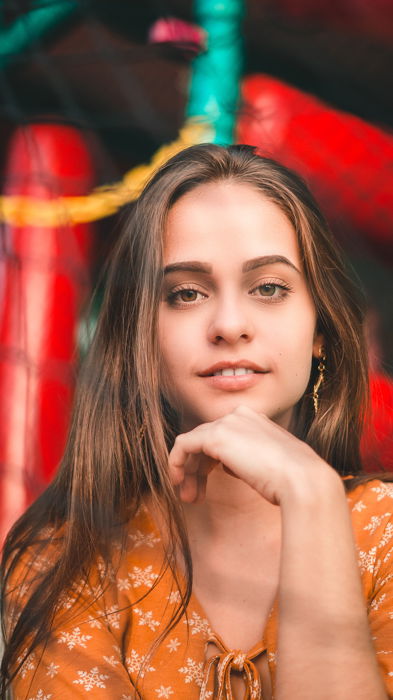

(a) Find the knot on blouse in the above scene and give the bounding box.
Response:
[200,633,263,700]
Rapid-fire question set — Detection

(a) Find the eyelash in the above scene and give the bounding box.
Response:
[166,280,293,307]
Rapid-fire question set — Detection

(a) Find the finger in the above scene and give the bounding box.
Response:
[168,426,217,473]
[179,472,199,503]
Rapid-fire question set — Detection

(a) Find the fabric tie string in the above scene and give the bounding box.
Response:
[199,633,263,699]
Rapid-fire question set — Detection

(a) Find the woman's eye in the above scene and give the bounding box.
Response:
[178,289,199,302]
[258,284,277,296]
[167,287,206,306]
[251,282,291,301]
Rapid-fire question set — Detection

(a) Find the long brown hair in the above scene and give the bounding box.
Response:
[0,144,375,693]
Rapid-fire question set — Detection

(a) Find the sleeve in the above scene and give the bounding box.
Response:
[5,548,136,700]
[11,594,136,700]
[367,512,393,698]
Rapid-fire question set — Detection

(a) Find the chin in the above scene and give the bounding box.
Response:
[184,397,291,427]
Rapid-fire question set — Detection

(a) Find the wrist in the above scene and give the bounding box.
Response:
[279,458,345,512]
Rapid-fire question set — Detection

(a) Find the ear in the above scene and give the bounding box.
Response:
[312,332,325,359]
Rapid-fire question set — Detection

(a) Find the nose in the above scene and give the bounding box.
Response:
[207,295,255,345]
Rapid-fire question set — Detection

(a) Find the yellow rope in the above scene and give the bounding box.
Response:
[0,119,213,227]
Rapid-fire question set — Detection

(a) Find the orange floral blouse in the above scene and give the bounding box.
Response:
[7,479,393,699]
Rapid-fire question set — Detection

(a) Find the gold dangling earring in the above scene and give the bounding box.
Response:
[313,347,326,416]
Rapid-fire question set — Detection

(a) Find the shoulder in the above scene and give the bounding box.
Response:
[346,478,393,519]
[346,479,393,575]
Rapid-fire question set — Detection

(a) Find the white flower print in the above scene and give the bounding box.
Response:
[370,593,387,611]
[371,484,393,502]
[27,691,52,700]
[125,649,156,676]
[376,572,393,588]
[155,686,174,698]
[56,591,75,610]
[46,662,59,678]
[73,666,109,691]
[87,614,102,628]
[105,605,121,629]
[167,590,181,604]
[357,546,378,574]
[134,607,160,631]
[378,523,393,549]
[18,582,31,599]
[184,611,212,637]
[382,546,393,564]
[166,637,181,653]
[56,580,85,610]
[364,513,391,534]
[178,657,204,686]
[31,554,51,571]
[117,577,132,591]
[352,500,366,512]
[103,655,120,667]
[129,530,161,548]
[98,562,116,583]
[58,626,92,650]
[17,649,36,678]
[129,565,158,588]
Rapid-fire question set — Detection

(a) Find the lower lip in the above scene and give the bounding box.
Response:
[200,372,268,391]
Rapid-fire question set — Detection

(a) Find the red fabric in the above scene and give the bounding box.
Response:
[362,373,393,472]
[237,75,393,263]
[0,124,95,542]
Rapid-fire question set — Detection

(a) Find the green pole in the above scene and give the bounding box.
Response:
[0,1,79,67]
[187,0,244,145]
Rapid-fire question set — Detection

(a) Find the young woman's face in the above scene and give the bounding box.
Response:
[158,181,323,431]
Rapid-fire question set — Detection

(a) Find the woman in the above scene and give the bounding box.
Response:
[1,144,393,699]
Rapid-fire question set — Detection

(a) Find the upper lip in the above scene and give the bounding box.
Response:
[198,360,268,376]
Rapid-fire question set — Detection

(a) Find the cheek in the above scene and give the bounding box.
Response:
[273,308,316,380]
[158,311,190,386]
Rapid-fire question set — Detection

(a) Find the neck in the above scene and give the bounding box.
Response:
[183,465,280,546]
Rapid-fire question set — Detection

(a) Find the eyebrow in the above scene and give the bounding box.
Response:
[163,255,301,276]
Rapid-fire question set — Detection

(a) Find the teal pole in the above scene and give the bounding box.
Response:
[187,0,244,145]
[0,1,79,66]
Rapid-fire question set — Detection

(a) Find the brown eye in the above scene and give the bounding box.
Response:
[258,284,276,296]
[179,289,198,302]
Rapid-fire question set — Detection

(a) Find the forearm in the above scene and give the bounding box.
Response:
[276,467,387,700]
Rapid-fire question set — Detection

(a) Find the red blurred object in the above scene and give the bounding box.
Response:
[0,123,95,542]
[237,75,393,263]
[361,373,393,472]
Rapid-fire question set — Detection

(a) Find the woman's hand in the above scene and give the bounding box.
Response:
[168,405,338,506]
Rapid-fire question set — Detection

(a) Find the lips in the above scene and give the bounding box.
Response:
[198,360,267,377]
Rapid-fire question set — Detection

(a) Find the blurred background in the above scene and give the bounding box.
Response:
[0,0,392,542]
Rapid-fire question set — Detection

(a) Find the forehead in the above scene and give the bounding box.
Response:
[163,181,301,265]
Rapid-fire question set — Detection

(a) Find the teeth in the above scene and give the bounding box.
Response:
[213,368,255,376]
